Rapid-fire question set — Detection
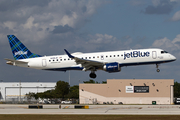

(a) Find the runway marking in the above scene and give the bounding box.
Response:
[104,109,109,113]
[64,106,69,109]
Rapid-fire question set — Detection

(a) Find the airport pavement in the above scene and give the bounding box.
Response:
[0,104,180,115]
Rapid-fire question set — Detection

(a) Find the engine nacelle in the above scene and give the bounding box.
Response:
[103,62,121,72]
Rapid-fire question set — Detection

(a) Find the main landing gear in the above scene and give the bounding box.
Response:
[89,72,97,79]
[156,64,160,72]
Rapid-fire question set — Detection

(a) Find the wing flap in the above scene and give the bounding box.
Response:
[64,49,104,71]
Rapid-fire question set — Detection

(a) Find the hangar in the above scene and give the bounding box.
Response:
[0,82,55,102]
[79,79,174,104]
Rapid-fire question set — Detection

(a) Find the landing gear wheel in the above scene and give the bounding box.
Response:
[156,64,160,72]
[89,73,97,78]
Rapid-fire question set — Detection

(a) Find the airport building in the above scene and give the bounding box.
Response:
[0,82,56,102]
[79,79,174,104]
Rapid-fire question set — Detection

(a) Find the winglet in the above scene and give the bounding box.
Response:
[64,49,75,58]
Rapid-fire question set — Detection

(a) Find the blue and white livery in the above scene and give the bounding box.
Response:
[5,35,176,78]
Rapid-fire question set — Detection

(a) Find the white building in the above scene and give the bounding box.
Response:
[0,82,56,101]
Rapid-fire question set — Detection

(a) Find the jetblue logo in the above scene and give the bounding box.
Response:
[124,51,150,60]
[107,65,118,68]
[14,51,28,56]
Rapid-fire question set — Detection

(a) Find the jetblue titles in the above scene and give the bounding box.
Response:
[124,51,150,60]
[14,51,27,56]
[107,65,118,68]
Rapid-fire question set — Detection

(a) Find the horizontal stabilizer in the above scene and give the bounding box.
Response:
[5,58,28,66]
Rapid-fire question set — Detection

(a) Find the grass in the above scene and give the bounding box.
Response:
[0,115,180,120]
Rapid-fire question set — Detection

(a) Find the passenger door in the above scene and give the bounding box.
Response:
[152,51,157,59]
[42,59,47,67]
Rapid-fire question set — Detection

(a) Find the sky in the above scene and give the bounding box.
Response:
[0,0,180,86]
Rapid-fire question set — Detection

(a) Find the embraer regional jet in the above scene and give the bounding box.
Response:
[5,35,176,78]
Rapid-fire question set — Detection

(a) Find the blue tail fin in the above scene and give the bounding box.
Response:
[7,35,41,60]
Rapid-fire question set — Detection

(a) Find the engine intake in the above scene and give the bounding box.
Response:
[103,62,121,72]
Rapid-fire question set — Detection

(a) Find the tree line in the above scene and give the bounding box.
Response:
[26,81,79,100]
[174,81,180,98]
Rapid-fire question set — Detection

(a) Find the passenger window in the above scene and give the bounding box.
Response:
[114,55,116,57]
[117,55,119,57]
[89,57,91,59]
[64,59,66,61]
[110,55,112,57]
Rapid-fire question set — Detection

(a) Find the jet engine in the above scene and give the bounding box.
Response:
[103,62,121,72]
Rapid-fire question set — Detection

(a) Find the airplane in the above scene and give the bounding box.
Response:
[5,35,176,79]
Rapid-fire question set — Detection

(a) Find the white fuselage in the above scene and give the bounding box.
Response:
[16,48,176,72]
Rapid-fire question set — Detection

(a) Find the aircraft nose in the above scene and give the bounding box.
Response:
[171,55,176,61]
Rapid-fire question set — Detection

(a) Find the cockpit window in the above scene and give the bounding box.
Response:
[161,51,168,54]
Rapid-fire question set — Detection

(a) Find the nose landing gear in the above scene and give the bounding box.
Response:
[156,64,160,72]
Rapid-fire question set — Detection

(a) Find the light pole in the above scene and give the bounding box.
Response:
[19,80,21,102]
[0,80,3,101]
[69,71,70,86]
[37,80,39,93]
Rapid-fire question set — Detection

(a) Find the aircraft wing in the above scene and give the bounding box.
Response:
[5,58,28,66]
[64,49,104,71]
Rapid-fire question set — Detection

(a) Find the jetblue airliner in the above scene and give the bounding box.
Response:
[5,35,176,78]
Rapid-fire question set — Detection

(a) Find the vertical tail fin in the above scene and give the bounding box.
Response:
[7,35,41,60]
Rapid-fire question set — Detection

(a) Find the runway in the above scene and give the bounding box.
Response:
[0,104,180,115]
